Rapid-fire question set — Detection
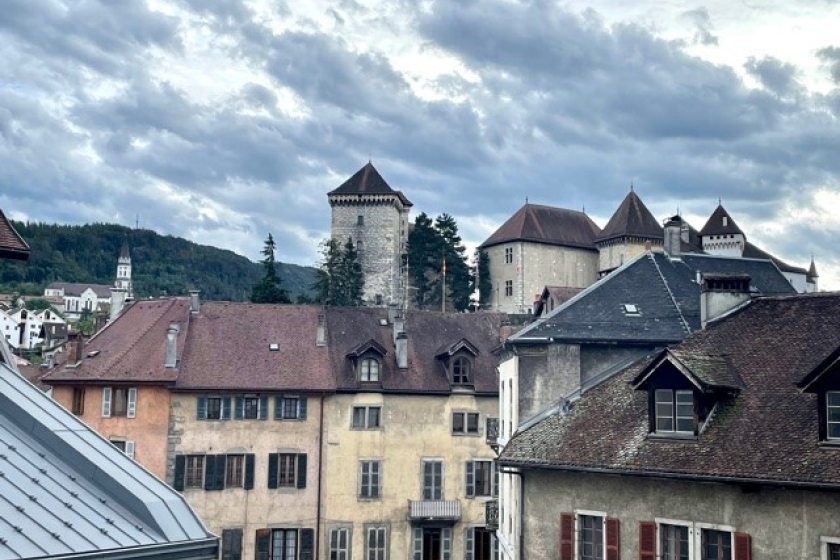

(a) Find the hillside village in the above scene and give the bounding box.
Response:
[1,162,838,560]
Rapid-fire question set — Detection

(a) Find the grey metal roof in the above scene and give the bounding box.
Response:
[0,355,218,560]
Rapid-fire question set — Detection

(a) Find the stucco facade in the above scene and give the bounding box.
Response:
[597,238,661,274]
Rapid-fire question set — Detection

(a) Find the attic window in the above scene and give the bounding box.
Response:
[622,304,640,315]
[655,389,694,433]
[269,343,280,351]
[723,216,728,226]
[453,357,471,385]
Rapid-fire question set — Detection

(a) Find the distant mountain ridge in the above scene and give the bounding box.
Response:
[0,222,317,302]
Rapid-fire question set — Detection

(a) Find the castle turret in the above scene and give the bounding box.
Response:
[115,238,133,301]
[595,189,663,274]
[807,257,819,292]
[328,163,412,307]
[699,204,745,257]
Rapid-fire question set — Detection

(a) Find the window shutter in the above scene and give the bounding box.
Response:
[735,532,752,560]
[102,387,112,417]
[275,396,283,420]
[559,513,574,560]
[204,455,218,491]
[244,454,255,490]
[197,397,208,420]
[413,528,423,560]
[235,397,244,419]
[638,521,656,560]
[299,397,308,420]
[465,461,475,497]
[125,441,135,460]
[214,454,227,490]
[605,518,620,560]
[442,527,452,560]
[222,397,232,420]
[255,529,271,560]
[267,453,279,489]
[300,529,315,560]
[297,454,308,489]
[173,455,186,491]
[127,387,137,418]
[259,396,268,420]
[371,461,380,498]
[465,528,474,560]
[493,463,499,497]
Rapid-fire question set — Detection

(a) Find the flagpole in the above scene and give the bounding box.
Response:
[442,256,446,313]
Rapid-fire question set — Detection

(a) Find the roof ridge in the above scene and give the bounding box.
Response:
[101,299,179,372]
[649,253,692,335]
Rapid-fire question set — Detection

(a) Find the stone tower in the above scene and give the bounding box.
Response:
[595,189,663,274]
[115,238,133,301]
[328,163,412,307]
[699,204,745,257]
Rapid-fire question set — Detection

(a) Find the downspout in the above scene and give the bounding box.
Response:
[316,394,325,560]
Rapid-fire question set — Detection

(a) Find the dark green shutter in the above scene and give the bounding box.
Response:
[245,454,255,490]
[267,453,279,489]
[259,396,268,420]
[413,528,423,560]
[204,455,217,491]
[298,397,307,420]
[197,397,207,420]
[215,454,227,490]
[255,529,270,560]
[297,454,308,489]
[300,529,314,560]
[222,397,232,420]
[235,397,244,419]
[465,461,474,497]
[275,396,283,420]
[173,455,186,491]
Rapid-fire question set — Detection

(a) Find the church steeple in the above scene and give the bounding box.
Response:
[115,238,133,301]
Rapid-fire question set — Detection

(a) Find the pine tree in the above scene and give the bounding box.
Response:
[314,238,364,306]
[340,238,364,306]
[250,233,291,304]
[472,249,492,310]
[406,213,442,310]
[434,214,471,312]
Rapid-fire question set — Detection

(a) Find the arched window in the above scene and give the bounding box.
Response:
[453,357,471,384]
[361,358,380,382]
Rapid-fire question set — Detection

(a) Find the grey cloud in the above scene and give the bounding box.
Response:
[744,56,800,96]
[682,8,719,46]
[817,46,840,83]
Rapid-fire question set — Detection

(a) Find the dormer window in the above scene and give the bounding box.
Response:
[361,358,380,382]
[453,357,471,384]
[827,391,840,439]
[655,389,695,433]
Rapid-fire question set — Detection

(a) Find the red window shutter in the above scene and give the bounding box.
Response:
[735,532,752,560]
[559,513,574,560]
[638,521,655,560]
[606,518,620,560]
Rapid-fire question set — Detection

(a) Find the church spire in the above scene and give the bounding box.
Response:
[116,237,133,301]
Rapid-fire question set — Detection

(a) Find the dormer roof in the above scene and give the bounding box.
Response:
[632,348,744,392]
[596,190,663,243]
[347,338,388,358]
[0,208,29,261]
[699,204,744,236]
[434,338,480,360]
[328,162,412,206]
[480,203,601,250]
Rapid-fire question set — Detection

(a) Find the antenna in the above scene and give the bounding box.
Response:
[630,180,634,192]
[135,214,139,229]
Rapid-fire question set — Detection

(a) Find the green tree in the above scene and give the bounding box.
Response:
[314,238,364,306]
[406,213,442,310]
[471,249,492,310]
[250,234,291,304]
[340,238,364,306]
[433,214,471,312]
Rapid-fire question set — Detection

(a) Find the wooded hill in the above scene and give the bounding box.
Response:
[0,222,317,302]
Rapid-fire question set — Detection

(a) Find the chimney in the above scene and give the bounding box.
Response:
[387,305,399,325]
[663,216,681,259]
[316,312,326,347]
[392,313,404,344]
[189,290,201,315]
[69,332,84,364]
[700,273,752,329]
[109,287,127,322]
[165,323,180,368]
[47,354,55,369]
[395,331,408,369]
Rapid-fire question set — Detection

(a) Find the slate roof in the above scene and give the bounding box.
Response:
[480,203,601,250]
[741,241,808,275]
[511,251,796,344]
[0,209,29,261]
[699,204,744,236]
[533,286,583,317]
[43,299,189,384]
[46,282,114,298]
[177,303,333,391]
[500,293,840,488]
[808,258,818,279]
[328,162,412,206]
[596,190,663,243]
[326,308,504,394]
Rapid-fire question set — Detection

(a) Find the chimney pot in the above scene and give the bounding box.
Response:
[700,273,751,329]
[189,290,201,315]
[165,323,180,367]
[395,331,408,369]
[109,288,127,322]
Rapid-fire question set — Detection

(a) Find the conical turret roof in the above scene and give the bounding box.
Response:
[699,204,744,236]
[328,162,412,206]
[596,190,663,243]
[808,258,819,279]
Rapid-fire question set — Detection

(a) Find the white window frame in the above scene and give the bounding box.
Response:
[110,438,135,459]
[693,522,735,560]
[655,518,695,560]
[366,525,388,560]
[655,389,693,434]
[573,509,607,560]
[361,358,380,382]
[329,527,351,560]
[820,536,840,560]
[827,391,840,439]
[101,387,137,418]
[504,247,513,264]
[422,459,444,500]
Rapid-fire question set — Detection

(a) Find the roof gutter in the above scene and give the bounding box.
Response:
[41,537,219,560]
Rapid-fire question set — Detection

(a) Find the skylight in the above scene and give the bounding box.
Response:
[622,304,640,315]
[269,343,279,351]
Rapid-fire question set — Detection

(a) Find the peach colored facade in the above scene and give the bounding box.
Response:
[51,383,172,479]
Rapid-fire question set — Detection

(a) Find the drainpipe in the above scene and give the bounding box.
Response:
[316,394,325,560]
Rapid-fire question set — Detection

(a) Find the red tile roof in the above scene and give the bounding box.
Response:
[480,203,601,250]
[0,208,29,261]
[328,162,412,206]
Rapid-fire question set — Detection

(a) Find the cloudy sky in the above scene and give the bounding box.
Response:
[1,0,838,288]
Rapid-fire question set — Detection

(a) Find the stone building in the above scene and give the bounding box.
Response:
[328,163,412,307]
[594,189,663,275]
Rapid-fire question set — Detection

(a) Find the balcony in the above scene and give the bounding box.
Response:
[485,500,499,531]
[486,417,499,448]
[408,500,461,523]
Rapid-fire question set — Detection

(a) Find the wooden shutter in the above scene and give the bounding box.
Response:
[298,397,307,420]
[244,454,255,490]
[222,397,232,420]
[442,528,452,560]
[275,396,284,420]
[126,388,137,418]
[101,387,112,417]
[465,461,475,497]
[173,455,186,491]
[638,521,655,560]
[125,441,135,460]
[297,454,308,489]
[255,529,271,560]
[300,528,315,560]
[605,518,620,560]
[559,513,574,560]
[234,397,244,419]
[493,463,499,497]
[267,453,279,489]
[204,455,217,491]
[197,397,207,420]
[222,528,243,560]
[412,528,423,560]
[259,396,268,420]
[465,528,474,560]
[735,532,752,560]
[214,454,227,490]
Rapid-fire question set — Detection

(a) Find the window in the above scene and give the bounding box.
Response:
[366,526,388,560]
[701,529,731,560]
[504,247,513,264]
[101,387,136,418]
[222,528,243,560]
[828,391,840,439]
[186,455,205,488]
[275,396,307,420]
[225,454,245,488]
[255,528,314,560]
[453,357,471,384]
[359,460,381,499]
[72,387,85,415]
[825,540,840,560]
[466,460,496,497]
[466,528,497,560]
[174,454,255,491]
[578,515,603,560]
[268,453,307,489]
[353,406,382,429]
[358,215,364,226]
[197,396,232,420]
[504,280,513,297]
[361,358,380,382]
[660,523,690,560]
[272,529,297,560]
[329,528,350,560]
[234,395,268,420]
[110,439,135,459]
[422,460,443,500]
[453,412,479,435]
[655,389,694,434]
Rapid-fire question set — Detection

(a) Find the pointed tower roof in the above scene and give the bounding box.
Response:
[119,237,131,260]
[699,204,744,236]
[596,190,663,243]
[0,208,29,261]
[328,162,412,206]
[480,203,601,249]
[808,257,819,279]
